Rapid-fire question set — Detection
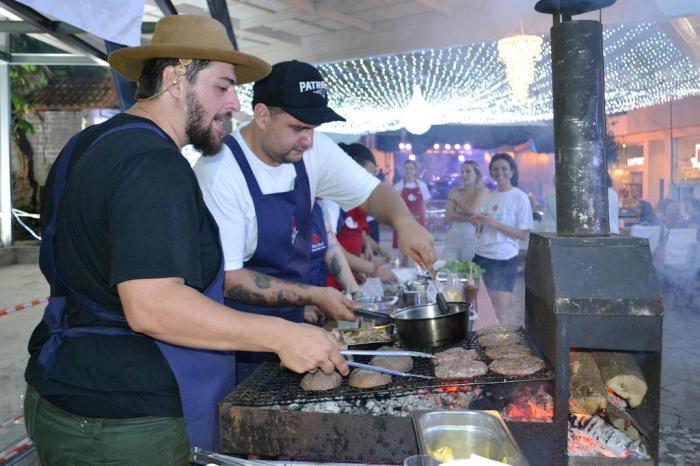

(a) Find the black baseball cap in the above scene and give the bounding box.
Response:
[252,60,346,125]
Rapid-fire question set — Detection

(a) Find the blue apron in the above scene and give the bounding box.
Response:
[223,135,311,384]
[37,122,234,451]
[309,203,329,287]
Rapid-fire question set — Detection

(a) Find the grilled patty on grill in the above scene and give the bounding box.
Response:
[370,346,413,373]
[484,344,531,360]
[300,370,342,391]
[478,331,523,347]
[348,368,392,388]
[433,347,479,366]
[434,359,488,379]
[489,355,545,376]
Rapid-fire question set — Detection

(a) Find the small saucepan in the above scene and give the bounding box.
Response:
[391,302,473,349]
[355,301,473,349]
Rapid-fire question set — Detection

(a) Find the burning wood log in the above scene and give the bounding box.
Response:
[568,413,648,458]
[569,351,607,414]
[593,352,648,408]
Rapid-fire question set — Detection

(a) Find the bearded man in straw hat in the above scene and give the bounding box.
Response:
[23,15,349,465]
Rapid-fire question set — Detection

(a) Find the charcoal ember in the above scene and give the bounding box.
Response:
[370,346,413,373]
[478,332,523,347]
[348,368,392,388]
[434,359,488,379]
[475,325,521,337]
[484,344,531,360]
[489,355,544,376]
[433,347,479,366]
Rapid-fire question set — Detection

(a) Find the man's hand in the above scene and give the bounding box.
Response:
[310,287,359,322]
[303,305,325,325]
[395,216,436,270]
[274,323,349,375]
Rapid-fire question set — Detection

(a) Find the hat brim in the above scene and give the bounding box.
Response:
[282,105,346,125]
[108,44,271,84]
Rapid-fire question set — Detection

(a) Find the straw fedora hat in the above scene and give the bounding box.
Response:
[108,15,271,84]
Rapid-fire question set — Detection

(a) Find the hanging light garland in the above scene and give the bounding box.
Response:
[235,22,700,134]
[497,34,544,106]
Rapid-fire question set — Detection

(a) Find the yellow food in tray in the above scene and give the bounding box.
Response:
[431,446,455,463]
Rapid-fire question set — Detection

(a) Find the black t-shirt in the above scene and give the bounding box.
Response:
[25,114,222,418]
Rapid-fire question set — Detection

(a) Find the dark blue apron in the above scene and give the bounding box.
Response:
[223,135,311,384]
[308,203,329,287]
[37,122,234,451]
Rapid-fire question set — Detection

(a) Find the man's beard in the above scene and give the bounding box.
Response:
[185,90,223,156]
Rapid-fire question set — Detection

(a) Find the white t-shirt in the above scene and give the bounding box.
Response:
[394,179,431,201]
[194,129,379,271]
[476,187,533,260]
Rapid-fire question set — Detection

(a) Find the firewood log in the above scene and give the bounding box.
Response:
[569,351,607,414]
[608,411,641,441]
[593,352,648,408]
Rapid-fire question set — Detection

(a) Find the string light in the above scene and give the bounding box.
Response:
[234,22,700,134]
[402,85,432,135]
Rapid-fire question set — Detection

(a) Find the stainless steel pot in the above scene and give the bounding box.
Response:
[390,302,472,349]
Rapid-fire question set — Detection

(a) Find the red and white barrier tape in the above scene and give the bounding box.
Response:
[0,414,32,464]
[0,297,48,317]
[0,437,33,464]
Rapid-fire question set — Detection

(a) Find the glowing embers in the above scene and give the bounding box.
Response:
[501,384,553,422]
[568,414,648,458]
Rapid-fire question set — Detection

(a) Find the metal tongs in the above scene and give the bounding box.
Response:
[345,361,434,380]
[341,349,435,380]
[341,349,435,359]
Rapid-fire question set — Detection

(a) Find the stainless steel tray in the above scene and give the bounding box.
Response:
[412,410,529,466]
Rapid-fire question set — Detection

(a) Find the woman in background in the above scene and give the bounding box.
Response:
[474,153,533,325]
[442,161,488,262]
[393,160,431,249]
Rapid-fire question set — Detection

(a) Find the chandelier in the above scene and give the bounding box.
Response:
[497,34,544,106]
[402,85,432,135]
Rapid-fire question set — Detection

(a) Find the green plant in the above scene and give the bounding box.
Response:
[438,260,485,278]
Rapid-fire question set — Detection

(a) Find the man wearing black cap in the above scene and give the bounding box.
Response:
[195,60,435,382]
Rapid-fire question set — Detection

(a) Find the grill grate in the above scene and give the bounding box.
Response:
[226,331,554,406]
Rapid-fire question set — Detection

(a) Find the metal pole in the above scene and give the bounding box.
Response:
[0,32,12,246]
[551,20,609,235]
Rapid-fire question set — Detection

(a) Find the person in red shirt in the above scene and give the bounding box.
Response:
[326,143,396,289]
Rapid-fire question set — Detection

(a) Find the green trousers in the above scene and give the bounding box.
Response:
[24,386,190,466]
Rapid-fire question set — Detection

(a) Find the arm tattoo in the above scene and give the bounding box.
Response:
[253,272,272,289]
[329,256,343,279]
[225,270,311,306]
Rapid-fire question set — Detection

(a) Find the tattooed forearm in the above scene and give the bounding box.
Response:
[225,270,312,306]
[329,256,343,279]
[225,285,267,304]
[252,271,272,289]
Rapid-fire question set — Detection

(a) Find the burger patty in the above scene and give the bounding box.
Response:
[478,331,523,347]
[489,355,545,376]
[433,347,479,366]
[484,344,531,360]
[434,359,488,379]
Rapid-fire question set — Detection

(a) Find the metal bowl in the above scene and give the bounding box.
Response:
[390,302,472,349]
